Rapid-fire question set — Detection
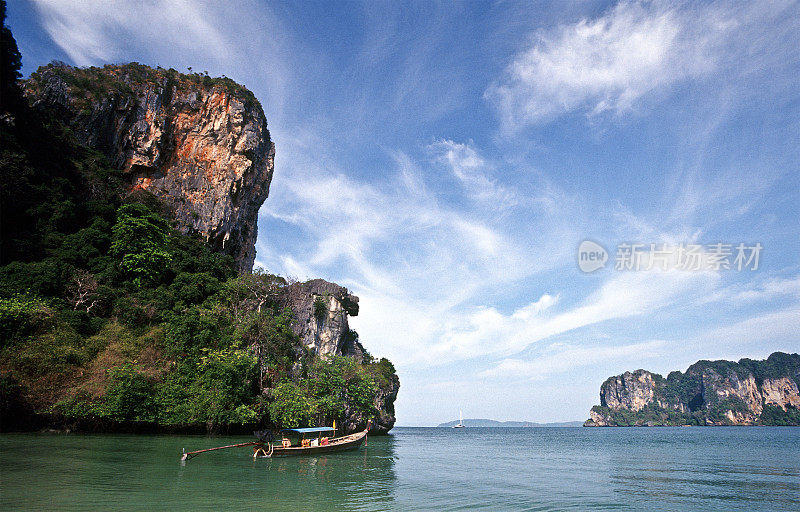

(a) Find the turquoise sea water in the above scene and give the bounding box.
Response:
[1,427,799,511]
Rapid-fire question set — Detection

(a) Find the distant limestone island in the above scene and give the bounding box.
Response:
[438,419,583,427]
[586,352,800,427]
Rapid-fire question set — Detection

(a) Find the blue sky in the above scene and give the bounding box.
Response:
[9,0,800,425]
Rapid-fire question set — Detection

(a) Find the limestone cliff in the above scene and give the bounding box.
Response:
[586,352,800,426]
[761,377,800,411]
[283,279,399,433]
[600,370,661,412]
[284,279,361,357]
[23,62,274,272]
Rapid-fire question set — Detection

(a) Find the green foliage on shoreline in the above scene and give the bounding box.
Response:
[101,363,157,422]
[589,405,701,427]
[268,356,377,429]
[760,405,800,426]
[0,168,384,432]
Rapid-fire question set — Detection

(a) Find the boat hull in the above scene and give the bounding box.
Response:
[257,430,367,457]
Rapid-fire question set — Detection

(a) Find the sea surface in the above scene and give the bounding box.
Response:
[1,427,799,511]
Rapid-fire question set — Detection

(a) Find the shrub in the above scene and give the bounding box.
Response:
[0,260,67,298]
[113,294,160,328]
[267,355,378,429]
[164,305,230,355]
[368,357,397,388]
[110,203,173,287]
[156,348,258,429]
[173,272,220,304]
[6,323,89,376]
[52,391,100,419]
[0,295,54,347]
[313,295,328,320]
[268,381,316,428]
[235,308,298,388]
[153,360,195,425]
[193,347,259,428]
[100,363,155,422]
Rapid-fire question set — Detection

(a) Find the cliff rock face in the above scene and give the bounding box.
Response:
[600,370,659,412]
[24,63,274,272]
[761,377,800,411]
[371,374,400,433]
[587,408,610,427]
[285,279,362,357]
[586,352,800,426]
[688,364,762,425]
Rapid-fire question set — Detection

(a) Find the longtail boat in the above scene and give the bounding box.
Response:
[181,423,369,461]
[253,426,368,458]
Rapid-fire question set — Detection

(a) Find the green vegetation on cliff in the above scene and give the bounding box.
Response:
[24,60,262,114]
[588,405,700,427]
[0,14,395,434]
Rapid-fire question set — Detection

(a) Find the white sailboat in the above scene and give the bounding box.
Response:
[453,410,465,428]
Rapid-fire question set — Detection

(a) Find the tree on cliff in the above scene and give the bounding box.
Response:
[65,269,99,313]
[111,203,173,287]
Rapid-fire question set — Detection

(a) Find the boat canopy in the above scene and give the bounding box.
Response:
[281,427,336,434]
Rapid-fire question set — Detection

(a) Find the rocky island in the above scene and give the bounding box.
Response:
[0,59,398,434]
[585,352,800,426]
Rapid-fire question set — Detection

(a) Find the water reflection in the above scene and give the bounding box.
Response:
[254,436,398,511]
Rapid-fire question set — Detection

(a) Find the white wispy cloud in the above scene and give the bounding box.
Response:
[481,339,668,379]
[429,140,518,210]
[257,125,768,373]
[485,1,735,129]
[697,275,800,305]
[31,0,232,66]
[256,138,583,368]
[480,294,800,382]
[697,304,800,350]
[259,158,526,297]
[417,269,717,366]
